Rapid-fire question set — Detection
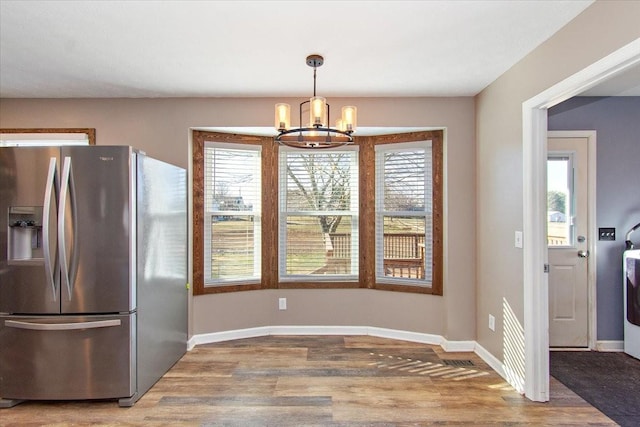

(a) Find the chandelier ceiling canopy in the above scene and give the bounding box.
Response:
[274,54,357,149]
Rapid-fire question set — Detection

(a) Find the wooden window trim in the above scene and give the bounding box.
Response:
[192,130,272,295]
[360,131,443,296]
[192,129,443,296]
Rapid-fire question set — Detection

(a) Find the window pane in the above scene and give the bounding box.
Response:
[375,142,432,286]
[284,215,356,275]
[205,144,261,284]
[211,216,257,279]
[547,156,571,247]
[381,216,427,280]
[383,150,426,211]
[284,152,354,211]
[280,150,359,280]
[206,148,261,212]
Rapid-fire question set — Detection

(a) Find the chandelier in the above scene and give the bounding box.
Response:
[274,54,357,149]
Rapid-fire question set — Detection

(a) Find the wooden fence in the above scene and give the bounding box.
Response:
[316,232,425,278]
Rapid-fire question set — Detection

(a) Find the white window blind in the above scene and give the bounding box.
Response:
[375,141,432,285]
[279,148,359,281]
[204,142,261,285]
[0,132,90,146]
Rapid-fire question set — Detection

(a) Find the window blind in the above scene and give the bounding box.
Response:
[375,141,432,285]
[204,142,261,285]
[279,149,359,280]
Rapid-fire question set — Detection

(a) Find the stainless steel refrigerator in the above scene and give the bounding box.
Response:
[0,145,187,407]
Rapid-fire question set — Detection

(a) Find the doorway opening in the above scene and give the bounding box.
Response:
[522,38,640,402]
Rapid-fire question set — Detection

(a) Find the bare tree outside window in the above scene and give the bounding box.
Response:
[286,153,351,234]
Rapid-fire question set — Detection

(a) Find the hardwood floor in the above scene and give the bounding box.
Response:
[1,336,616,426]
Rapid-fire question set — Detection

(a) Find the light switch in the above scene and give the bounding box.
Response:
[598,228,615,241]
[515,231,523,248]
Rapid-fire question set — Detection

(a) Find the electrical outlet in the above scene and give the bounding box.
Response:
[489,314,496,332]
[278,297,287,310]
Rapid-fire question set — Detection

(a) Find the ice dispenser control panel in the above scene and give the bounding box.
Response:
[8,206,44,261]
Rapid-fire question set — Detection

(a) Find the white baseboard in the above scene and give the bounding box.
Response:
[473,342,507,382]
[190,326,477,357]
[442,340,476,352]
[365,326,444,346]
[187,326,271,350]
[595,340,624,352]
[271,325,370,337]
[190,325,457,351]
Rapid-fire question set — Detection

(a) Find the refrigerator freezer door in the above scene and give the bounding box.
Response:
[0,313,136,400]
[0,147,61,314]
[59,146,135,314]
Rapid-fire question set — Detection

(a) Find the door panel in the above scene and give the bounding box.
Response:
[548,137,589,347]
[0,314,135,400]
[60,146,134,314]
[0,147,60,314]
[549,263,588,344]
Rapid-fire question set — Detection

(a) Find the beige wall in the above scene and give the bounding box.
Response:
[0,96,476,341]
[193,289,445,336]
[475,0,640,359]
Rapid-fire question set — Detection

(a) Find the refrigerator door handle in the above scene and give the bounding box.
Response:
[59,156,79,300]
[42,157,59,300]
[5,319,121,331]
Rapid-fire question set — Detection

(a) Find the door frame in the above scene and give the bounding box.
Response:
[522,37,640,402]
[547,130,597,351]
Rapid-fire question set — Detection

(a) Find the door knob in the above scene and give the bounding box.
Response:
[577,250,590,258]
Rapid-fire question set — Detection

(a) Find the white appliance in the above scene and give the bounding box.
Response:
[624,222,640,359]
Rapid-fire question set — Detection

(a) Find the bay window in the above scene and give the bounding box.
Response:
[193,130,442,296]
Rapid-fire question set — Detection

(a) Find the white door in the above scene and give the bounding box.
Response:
[547,136,590,348]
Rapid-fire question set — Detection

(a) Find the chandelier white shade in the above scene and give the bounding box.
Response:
[275,103,290,131]
[274,55,357,149]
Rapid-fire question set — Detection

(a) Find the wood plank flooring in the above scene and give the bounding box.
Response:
[1,335,616,426]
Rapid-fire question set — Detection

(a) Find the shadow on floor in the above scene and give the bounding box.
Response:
[550,351,640,427]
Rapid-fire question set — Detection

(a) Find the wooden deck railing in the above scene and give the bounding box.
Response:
[382,233,425,279]
[548,237,569,246]
[316,232,425,278]
[547,223,569,246]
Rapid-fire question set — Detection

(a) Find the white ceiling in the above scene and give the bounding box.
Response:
[2,0,634,99]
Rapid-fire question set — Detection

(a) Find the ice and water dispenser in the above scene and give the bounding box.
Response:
[7,206,43,262]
